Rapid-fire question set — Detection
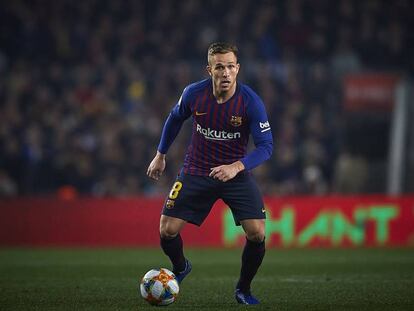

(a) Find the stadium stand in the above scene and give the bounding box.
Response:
[0,0,413,196]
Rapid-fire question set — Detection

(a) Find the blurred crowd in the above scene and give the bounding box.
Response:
[0,0,413,197]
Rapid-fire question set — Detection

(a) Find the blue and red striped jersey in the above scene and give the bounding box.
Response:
[158,78,273,175]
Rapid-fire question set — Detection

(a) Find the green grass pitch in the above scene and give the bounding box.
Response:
[1,248,413,310]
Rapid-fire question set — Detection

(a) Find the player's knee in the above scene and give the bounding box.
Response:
[246,230,265,243]
[159,224,179,240]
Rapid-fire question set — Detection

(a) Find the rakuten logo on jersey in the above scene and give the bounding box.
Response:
[196,124,241,141]
[259,121,271,132]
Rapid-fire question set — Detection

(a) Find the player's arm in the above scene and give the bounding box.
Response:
[147,88,192,180]
[240,96,273,170]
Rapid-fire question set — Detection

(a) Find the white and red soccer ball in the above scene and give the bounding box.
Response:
[140,268,180,306]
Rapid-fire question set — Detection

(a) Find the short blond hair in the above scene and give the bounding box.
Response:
[207,42,239,64]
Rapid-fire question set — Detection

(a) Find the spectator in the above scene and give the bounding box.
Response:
[1,0,412,196]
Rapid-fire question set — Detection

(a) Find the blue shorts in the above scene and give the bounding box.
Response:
[162,171,265,226]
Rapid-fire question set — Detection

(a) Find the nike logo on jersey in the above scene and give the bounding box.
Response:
[195,111,207,116]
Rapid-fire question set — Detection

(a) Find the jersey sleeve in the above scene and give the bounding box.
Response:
[240,93,273,170]
[157,86,192,154]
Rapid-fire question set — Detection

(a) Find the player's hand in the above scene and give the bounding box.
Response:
[209,161,245,182]
[147,152,166,181]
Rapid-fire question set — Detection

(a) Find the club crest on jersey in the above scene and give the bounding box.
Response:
[230,116,242,127]
[165,199,175,209]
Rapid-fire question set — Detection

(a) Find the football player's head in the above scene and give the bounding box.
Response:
[206,42,240,96]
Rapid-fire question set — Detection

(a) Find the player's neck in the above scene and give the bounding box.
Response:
[213,83,237,104]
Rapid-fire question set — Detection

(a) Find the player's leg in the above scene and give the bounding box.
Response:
[160,173,218,283]
[220,173,266,304]
[237,219,266,296]
[159,215,188,278]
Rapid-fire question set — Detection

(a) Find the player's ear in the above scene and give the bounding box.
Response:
[206,65,212,76]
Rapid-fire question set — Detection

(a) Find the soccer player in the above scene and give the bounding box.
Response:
[147,42,273,305]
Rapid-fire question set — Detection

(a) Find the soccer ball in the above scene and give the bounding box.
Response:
[140,268,180,306]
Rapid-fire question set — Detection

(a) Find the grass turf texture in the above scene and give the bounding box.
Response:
[0,248,413,310]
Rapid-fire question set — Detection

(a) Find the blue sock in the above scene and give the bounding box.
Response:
[236,238,265,293]
[160,234,186,274]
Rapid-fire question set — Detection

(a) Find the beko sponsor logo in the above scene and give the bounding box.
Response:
[259,121,271,132]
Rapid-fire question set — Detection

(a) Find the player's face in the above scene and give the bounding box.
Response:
[207,52,240,95]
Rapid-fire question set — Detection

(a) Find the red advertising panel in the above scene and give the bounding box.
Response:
[0,196,413,247]
[343,73,400,112]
